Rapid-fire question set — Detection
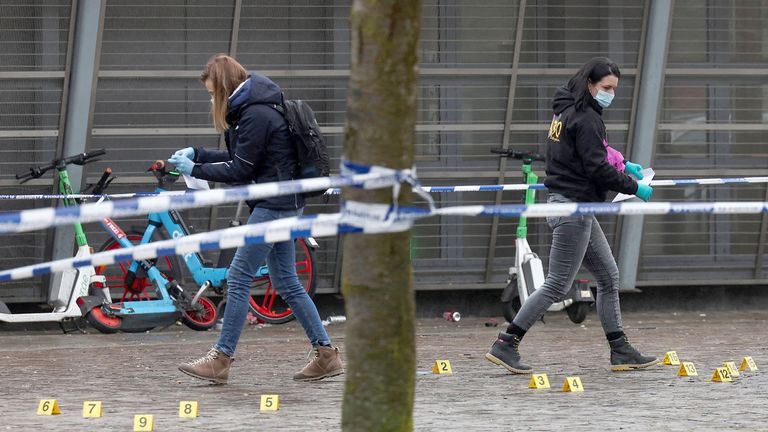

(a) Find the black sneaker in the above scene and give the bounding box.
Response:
[609,336,659,371]
[485,332,532,374]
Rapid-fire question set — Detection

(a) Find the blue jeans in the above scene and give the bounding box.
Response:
[215,207,330,357]
[512,193,624,335]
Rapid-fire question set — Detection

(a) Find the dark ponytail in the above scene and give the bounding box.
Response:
[567,57,621,111]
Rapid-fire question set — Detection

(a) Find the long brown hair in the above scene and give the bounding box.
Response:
[201,54,248,132]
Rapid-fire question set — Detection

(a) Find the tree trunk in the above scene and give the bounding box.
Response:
[341,0,421,431]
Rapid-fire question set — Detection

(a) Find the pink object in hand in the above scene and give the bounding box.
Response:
[603,139,625,172]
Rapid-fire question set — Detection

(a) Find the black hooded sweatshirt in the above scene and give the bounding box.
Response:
[543,86,638,203]
[191,73,303,210]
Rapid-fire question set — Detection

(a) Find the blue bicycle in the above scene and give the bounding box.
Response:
[94,160,317,326]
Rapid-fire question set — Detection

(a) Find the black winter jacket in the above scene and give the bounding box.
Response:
[191,73,304,210]
[543,87,638,203]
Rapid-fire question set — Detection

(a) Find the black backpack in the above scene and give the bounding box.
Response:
[270,99,330,198]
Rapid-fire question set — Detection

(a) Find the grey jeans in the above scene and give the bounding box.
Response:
[512,193,624,335]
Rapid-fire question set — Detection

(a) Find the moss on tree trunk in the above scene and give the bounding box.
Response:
[341,0,421,431]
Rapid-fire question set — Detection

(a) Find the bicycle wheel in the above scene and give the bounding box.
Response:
[181,296,217,331]
[248,238,317,324]
[95,233,181,302]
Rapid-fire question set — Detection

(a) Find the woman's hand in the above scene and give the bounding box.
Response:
[167,154,195,175]
[635,183,653,202]
[170,147,195,161]
[624,161,644,180]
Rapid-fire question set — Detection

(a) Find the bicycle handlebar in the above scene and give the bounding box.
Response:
[490,147,545,162]
[15,149,107,183]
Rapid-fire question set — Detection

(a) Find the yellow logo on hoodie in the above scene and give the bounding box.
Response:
[548,114,563,142]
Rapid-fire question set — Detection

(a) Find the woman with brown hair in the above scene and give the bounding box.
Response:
[171,54,343,384]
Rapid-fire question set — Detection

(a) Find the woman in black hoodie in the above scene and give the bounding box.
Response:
[485,57,658,373]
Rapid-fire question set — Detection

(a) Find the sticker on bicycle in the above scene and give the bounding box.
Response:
[179,401,198,418]
[724,361,740,377]
[432,360,452,375]
[562,376,583,392]
[662,351,680,365]
[83,401,102,418]
[36,399,60,415]
[260,395,280,411]
[677,362,698,377]
[711,367,732,382]
[529,373,550,389]
[740,356,758,372]
[134,414,154,431]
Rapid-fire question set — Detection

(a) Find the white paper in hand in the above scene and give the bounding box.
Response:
[182,174,210,190]
[613,168,654,202]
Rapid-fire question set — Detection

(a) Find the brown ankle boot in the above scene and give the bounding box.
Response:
[293,346,344,381]
[178,348,233,384]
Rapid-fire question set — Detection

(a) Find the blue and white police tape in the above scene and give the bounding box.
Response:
[431,200,768,218]
[0,206,416,282]
[0,191,183,200]
[3,199,768,281]
[0,161,410,235]
[324,176,768,195]
[4,176,767,201]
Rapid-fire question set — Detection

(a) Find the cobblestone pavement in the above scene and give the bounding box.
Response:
[0,310,765,431]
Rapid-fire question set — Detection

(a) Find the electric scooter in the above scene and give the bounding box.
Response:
[0,150,111,332]
[0,150,217,333]
[490,148,594,324]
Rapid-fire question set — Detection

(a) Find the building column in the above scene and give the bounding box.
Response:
[617,0,674,290]
[49,0,106,297]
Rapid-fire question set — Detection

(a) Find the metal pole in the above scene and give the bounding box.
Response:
[617,0,674,290]
[484,0,527,282]
[48,0,106,299]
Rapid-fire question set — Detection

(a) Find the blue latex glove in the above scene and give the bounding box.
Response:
[635,183,653,202]
[624,161,644,180]
[170,147,195,161]
[167,154,195,175]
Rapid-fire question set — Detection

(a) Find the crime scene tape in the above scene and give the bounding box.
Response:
[2,199,767,281]
[0,161,410,235]
[2,176,767,200]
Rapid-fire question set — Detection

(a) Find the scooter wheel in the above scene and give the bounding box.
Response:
[566,302,589,324]
[182,296,217,331]
[502,295,522,323]
[86,306,121,334]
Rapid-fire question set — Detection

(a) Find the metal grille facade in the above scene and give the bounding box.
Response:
[1,0,767,302]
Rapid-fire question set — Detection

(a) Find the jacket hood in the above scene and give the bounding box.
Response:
[552,86,575,115]
[228,73,283,115]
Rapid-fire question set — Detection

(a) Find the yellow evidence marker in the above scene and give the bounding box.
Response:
[260,395,280,412]
[82,401,103,418]
[529,373,550,389]
[711,367,732,383]
[179,401,199,418]
[724,361,740,377]
[740,356,758,372]
[677,362,698,377]
[432,360,453,375]
[662,351,680,365]
[562,376,584,392]
[133,414,154,431]
[37,399,61,415]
